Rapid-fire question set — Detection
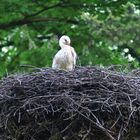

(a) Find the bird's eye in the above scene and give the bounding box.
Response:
[64,39,67,42]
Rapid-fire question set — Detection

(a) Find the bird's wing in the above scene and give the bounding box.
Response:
[70,47,77,67]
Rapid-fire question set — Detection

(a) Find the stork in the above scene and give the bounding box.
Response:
[52,35,77,71]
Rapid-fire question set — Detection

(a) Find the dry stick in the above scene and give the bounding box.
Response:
[82,125,91,140]
[20,64,43,71]
[67,96,116,140]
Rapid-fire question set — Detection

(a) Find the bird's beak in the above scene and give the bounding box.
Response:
[65,41,70,46]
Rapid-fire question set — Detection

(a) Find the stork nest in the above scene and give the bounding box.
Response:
[0,66,140,140]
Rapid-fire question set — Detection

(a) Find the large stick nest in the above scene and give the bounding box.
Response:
[0,66,140,140]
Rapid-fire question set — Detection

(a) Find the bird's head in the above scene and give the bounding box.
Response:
[59,35,71,49]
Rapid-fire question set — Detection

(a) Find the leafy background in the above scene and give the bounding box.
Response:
[0,0,140,77]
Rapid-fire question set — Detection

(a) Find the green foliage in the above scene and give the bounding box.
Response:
[0,0,140,77]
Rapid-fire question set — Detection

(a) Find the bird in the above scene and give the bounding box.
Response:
[52,35,77,71]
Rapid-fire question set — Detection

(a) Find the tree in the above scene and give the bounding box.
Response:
[0,0,140,77]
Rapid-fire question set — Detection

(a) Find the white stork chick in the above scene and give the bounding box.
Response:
[52,35,77,71]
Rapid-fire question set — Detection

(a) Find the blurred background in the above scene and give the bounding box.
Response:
[0,0,140,77]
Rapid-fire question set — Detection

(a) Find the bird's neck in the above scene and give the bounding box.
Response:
[60,44,71,50]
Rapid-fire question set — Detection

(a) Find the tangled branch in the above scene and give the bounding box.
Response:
[0,66,140,140]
